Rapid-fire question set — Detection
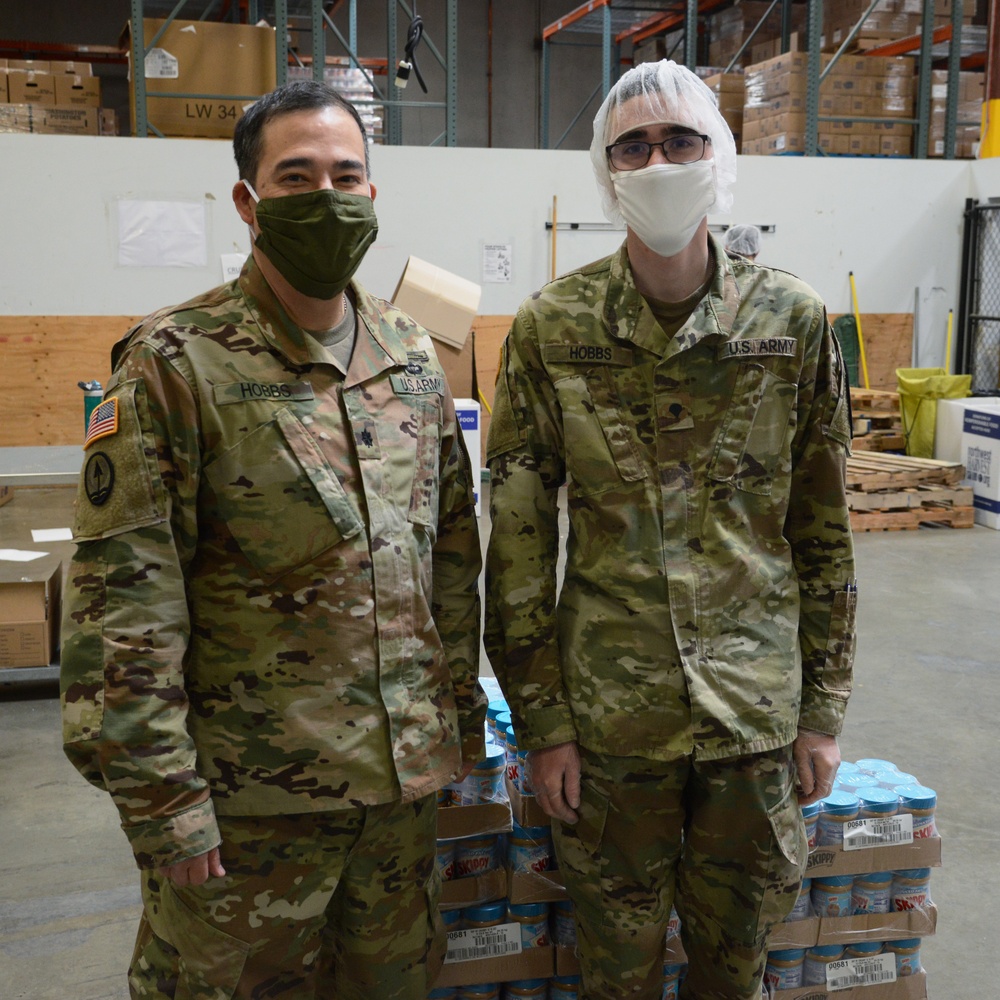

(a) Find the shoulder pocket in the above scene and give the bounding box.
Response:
[204,407,362,583]
[73,379,168,542]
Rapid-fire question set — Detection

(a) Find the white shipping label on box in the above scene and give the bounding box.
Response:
[144,48,179,78]
[444,922,522,964]
[827,954,896,991]
[843,813,913,850]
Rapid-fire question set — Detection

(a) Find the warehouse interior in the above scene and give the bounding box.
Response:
[2,2,999,999]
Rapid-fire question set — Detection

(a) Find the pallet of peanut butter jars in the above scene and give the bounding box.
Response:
[765,757,940,1000]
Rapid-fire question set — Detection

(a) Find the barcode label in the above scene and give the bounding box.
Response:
[443,922,523,964]
[827,955,897,991]
[843,813,913,850]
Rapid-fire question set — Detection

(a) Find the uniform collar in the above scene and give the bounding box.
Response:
[238,256,408,386]
[603,233,740,359]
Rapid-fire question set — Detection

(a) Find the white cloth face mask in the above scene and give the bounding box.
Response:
[611,160,717,258]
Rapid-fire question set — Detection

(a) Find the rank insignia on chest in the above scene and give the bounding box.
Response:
[84,398,119,449]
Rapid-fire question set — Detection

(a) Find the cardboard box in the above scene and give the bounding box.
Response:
[805,836,941,878]
[123,18,276,138]
[934,397,998,462]
[775,971,927,1000]
[0,561,61,668]
[8,59,50,73]
[54,74,101,108]
[0,104,101,136]
[435,942,554,988]
[392,256,482,351]
[769,903,938,949]
[8,71,56,105]
[49,60,92,76]
[437,800,512,841]
[440,867,507,909]
[960,405,1000,527]
[508,867,567,905]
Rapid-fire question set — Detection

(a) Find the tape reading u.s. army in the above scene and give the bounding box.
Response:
[718,338,797,359]
[391,373,445,395]
[543,344,634,366]
[213,381,315,405]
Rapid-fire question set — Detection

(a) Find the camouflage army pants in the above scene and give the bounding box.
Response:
[128,795,443,999]
[551,746,807,1000]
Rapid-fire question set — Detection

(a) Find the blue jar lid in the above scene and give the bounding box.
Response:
[441,908,462,925]
[808,944,845,957]
[463,901,506,922]
[486,699,509,722]
[494,710,512,730]
[507,980,547,989]
[856,871,893,882]
[662,962,685,975]
[840,772,880,790]
[848,941,884,955]
[897,783,936,808]
[888,938,921,949]
[814,874,854,888]
[892,771,918,786]
[769,948,806,960]
[837,761,861,775]
[508,902,549,918]
[478,743,505,768]
[855,758,897,774]
[801,800,821,818]
[858,786,900,813]
[821,790,860,814]
[504,724,517,748]
[512,821,551,839]
[895,867,932,879]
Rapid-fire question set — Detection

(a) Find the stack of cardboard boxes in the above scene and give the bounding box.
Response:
[742,52,916,156]
[0,60,110,136]
[706,1,807,70]
[703,71,746,149]
[823,0,978,53]
[928,68,983,157]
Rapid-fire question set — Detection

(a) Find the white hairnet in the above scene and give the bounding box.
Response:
[725,224,761,257]
[590,60,737,225]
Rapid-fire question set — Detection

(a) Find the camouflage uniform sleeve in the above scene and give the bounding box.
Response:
[484,307,575,750]
[786,304,857,736]
[433,387,487,766]
[60,338,219,870]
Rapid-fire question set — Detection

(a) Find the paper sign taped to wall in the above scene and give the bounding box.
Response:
[118,199,207,268]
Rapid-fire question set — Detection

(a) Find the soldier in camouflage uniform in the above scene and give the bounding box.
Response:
[485,61,856,1000]
[60,81,485,999]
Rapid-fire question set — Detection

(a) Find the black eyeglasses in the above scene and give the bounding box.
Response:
[606,134,711,171]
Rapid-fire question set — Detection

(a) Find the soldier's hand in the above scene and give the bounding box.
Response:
[156,847,226,887]
[528,742,581,824]
[793,728,840,805]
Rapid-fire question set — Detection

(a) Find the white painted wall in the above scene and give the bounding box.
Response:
[4,133,1000,368]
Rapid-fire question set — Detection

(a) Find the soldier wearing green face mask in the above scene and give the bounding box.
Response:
[60,81,486,999]
[486,60,856,1000]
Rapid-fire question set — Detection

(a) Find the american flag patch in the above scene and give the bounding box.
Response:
[84,398,119,449]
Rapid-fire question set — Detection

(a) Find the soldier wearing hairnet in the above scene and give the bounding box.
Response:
[485,60,855,1000]
[60,81,485,999]
[726,223,763,260]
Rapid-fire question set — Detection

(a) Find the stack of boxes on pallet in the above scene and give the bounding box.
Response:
[766,758,940,999]
[0,59,111,136]
[823,0,977,54]
[705,1,808,69]
[437,693,943,999]
[742,53,916,157]
[433,696,579,998]
[928,69,983,157]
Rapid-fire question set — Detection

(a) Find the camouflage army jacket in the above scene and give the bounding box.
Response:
[61,258,485,869]
[485,237,855,761]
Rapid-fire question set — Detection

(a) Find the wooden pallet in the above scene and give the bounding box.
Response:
[851,505,975,532]
[848,484,974,512]
[850,388,901,414]
[852,431,906,453]
[845,453,966,491]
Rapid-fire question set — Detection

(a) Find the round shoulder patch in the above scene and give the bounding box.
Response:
[84,451,115,506]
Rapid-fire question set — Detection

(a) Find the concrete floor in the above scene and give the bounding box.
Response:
[1,485,998,999]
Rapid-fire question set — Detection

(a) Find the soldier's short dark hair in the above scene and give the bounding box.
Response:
[234,80,371,186]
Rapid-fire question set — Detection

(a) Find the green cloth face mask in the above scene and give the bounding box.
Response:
[244,181,378,300]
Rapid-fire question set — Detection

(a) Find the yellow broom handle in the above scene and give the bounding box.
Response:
[849,271,870,390]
